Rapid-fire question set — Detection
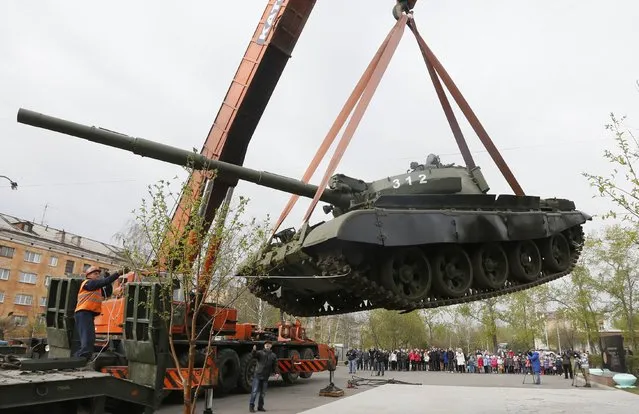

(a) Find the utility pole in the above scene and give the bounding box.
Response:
[0,175,18,190]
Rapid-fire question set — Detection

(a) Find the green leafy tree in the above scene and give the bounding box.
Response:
[501,289,547,350]
[588,225,639,353]
[365,310,427,349]
[458,298,502,353]
[583,113,639,221]
[546,256,605,355]
[120,174,270,414]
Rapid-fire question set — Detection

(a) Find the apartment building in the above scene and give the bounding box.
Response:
[0,212,126,329]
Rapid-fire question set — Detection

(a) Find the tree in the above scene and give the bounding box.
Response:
[421,309,446,346]
[546,258,605,354]
[588,225,639,353]
[121,175,270,414]
[583,112,639,221]
[500,289,548,351]
[458,298,502,353]
[363,310,427,349]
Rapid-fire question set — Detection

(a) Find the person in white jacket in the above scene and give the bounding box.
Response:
[456,350,466,373]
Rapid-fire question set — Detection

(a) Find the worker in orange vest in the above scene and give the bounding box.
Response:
[74,265,127,360]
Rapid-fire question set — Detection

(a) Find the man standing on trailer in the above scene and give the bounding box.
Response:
[74,266,126,361]
[249,341,279,413]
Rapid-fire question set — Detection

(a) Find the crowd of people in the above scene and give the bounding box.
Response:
[345,347,591,381]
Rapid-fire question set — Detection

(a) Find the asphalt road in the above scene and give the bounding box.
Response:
[157,366,587,413]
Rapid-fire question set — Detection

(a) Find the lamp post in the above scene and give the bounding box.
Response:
[0,175,18,190]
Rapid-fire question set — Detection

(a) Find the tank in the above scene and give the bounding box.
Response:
[17,108,591,317]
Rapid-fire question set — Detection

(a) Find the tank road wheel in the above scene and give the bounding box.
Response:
[538,233,571,273]
[471,243,509,290]
[237,351,257,393]
[299,348,315,379]
[379,247,432,301]
[215,348,241,395]
[282,349,301,384]
[507,240,542,282]
[432,245,473,298]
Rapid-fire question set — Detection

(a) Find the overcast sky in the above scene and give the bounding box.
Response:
[1,0,638,246]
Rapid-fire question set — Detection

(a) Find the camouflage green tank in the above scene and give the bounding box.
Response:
[17,109,590,317]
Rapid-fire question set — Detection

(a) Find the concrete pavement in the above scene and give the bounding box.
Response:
[157,367,637,413]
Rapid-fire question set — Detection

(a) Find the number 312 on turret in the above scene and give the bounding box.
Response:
[392,174,428,189]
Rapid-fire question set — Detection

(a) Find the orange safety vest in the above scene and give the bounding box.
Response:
[75,280,103,313]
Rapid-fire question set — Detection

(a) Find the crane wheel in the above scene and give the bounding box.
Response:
[215,348,240,395]
[299,348,315,379]
[237,351,257,393]
[281,349,301,384]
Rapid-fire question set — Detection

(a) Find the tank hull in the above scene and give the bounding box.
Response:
[246,194,590,316]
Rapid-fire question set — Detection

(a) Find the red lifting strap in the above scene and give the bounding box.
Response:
[301,14,409,224]
[407,19,524,196]
[271,14,409,234]
[272,13,524,233]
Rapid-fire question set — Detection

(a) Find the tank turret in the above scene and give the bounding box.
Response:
[17,108,591,317]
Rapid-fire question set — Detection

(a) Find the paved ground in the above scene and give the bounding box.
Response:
[157,367,637,413]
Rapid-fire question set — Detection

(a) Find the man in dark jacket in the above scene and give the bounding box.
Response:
[249,341,279,412]
[346,348,358,374]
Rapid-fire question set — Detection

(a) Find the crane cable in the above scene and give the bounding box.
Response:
[270,13,409,235]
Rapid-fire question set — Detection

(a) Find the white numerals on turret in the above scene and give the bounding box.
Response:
[392,174,428,189]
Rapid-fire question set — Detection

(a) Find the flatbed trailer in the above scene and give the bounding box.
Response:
[0,359,157,414]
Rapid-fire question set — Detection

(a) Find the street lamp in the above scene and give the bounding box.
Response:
[0,175,18,190]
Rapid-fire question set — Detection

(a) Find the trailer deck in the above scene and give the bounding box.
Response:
[0,366,156,413]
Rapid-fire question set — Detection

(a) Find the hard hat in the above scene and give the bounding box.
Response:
[84,266,100,277]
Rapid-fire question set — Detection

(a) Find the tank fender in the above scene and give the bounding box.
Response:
[302,209,590,248]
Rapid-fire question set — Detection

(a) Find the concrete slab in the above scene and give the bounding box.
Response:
[300,383,638,414]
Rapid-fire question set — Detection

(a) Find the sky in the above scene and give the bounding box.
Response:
[1,0,638,246]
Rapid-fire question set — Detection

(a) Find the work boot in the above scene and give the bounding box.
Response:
[258,408,266,412]
[249,407,256,413]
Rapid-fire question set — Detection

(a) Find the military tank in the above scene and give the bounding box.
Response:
[17,108,590,317]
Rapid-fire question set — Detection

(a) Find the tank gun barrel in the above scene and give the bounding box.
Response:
[17,108,350,208]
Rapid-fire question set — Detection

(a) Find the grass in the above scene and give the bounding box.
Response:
[621,387,639,395]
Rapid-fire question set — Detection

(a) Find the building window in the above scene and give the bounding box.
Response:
[40,296,47,307]
[0,268,9,281]
[19,272,37,284]
[49,256,59,267]
[45,276,51,287]
[0,291,4,303]
[12,315,28,326]
[24,251,42,264]
[65,260,75,274]
[0,245,15,258]
[14,294,33,306]
[83,263,91,272]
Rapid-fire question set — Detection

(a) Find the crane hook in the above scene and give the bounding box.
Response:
[392,0,414,20]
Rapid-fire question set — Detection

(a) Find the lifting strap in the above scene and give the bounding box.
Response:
[300,14,409,224]
[407,19,524,195]
[271,14,409,235]
[272,12,524,233]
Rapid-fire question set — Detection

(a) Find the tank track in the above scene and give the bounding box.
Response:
[248,226,585,317]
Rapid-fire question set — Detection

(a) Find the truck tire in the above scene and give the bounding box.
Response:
[216,348,240,395]
[299,348,314,379]
[281,349,300,384]
[237,352,257,393]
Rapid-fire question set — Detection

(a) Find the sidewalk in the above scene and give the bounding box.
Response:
[301,381,637,414]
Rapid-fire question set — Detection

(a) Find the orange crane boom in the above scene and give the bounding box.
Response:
[166,0,318,266]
